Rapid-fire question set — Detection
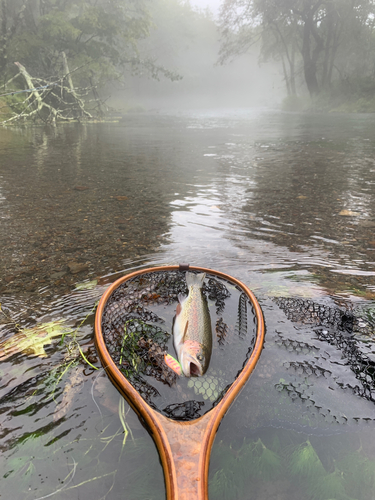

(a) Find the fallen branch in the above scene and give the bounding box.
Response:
[1,58,103,125]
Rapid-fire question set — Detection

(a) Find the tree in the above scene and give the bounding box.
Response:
[218,0,375,98]
[0,0,181,120]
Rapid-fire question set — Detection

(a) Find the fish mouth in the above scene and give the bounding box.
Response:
[181,352,203,377]
[189,362,202,377]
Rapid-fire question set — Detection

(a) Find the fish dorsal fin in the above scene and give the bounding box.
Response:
[182,320,189,342]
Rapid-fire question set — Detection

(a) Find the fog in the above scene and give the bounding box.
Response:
[121,53,283,111]
[1,0,374,120]
[192,0,222,16]
[109,2,285,112]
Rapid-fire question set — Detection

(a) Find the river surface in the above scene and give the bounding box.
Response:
[1,109,375,500]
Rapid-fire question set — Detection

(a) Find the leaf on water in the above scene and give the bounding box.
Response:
[75,279,98,290]
[339,209,360,216]
[0,320,72,359]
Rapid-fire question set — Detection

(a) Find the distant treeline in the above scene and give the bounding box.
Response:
[1,0,374,120]
[219,0,375,111]
[0,0,187,88]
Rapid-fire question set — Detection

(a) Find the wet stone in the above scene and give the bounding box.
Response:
[51,271,67,279]
[67,262,89,274]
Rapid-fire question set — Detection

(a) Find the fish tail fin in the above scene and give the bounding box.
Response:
[186,272,206,288]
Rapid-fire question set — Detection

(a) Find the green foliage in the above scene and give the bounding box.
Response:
[0,94,25,119]
[0,0,181,106]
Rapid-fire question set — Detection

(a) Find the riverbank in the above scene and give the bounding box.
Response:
[282,93,375,113]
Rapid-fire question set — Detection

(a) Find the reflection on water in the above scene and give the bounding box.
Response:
[1,109,375,499]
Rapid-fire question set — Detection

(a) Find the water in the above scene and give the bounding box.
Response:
[1,109,375,499]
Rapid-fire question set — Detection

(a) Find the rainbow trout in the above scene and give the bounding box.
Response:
[173,272,212,377]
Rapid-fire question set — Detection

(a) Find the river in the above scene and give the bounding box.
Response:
[1,109,375,499]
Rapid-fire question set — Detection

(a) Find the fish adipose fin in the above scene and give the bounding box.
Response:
[186,272,206,288]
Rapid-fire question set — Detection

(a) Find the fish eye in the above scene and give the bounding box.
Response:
[197,354,203,361]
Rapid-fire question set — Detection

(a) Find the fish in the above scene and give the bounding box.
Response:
[173,272,212,377]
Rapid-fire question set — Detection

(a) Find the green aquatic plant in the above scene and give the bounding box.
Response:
[0,300,98,371]
[288,438,364,500]
[60,301,99,370]
[118,318,170,380]
[4,397,141,499]
[338,452,375,500]
[311,470,354,500]
[241,438,283,482]
[119,318,145,370]
[43,304,101,404]
[1,302,169,499]
[118,396,134,448]
[209,429,375,500]
[209,437,284,500]
[209,442,244,500]
[210,468,241,500]
[213,423,375,500]
[289,439,326,479]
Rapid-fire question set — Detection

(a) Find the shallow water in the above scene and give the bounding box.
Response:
[1,109,375,499]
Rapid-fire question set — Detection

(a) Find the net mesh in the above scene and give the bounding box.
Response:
[100,270,252,420]
[275,297,375,403]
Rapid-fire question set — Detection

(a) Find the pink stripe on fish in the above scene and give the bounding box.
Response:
[183,340,201,355]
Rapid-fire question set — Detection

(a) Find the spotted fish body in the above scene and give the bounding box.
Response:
[173,272,212,377]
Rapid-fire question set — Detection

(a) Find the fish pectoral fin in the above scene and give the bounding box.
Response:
[176,294,187,315]
[182,320,189,343]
